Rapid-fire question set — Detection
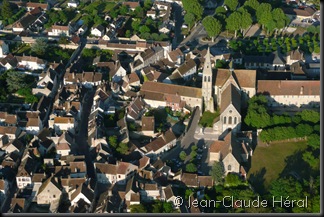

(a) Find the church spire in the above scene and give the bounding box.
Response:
[202,47,214,113]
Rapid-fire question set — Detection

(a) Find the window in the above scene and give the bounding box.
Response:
[204,76,206,82]
[208,76,210,82]
[224,116,226,124]
[229,116,232,125]
[234,117,237,124]
[228,165,231,171]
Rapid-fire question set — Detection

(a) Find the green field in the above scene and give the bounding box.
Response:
[247,140,308,195]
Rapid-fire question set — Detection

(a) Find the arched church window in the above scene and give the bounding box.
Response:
[208,76,210,82]
[229,116,232,124]
[224,116,226,124]
[204,76,206,82]
[234,117,237,124]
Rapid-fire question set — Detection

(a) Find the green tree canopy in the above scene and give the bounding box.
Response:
[108,135,118,148]
[179,151,187,161]
[131,19,141,32]
[215,6,227,14]
[186,163,197,172]
[209,161,225,184]
[130,204,147,213]
[1,0,13,19]
[31,37,48,56]
[184,12,196,29]
[243,0,260,16]
[139,25,151,34]
[144,0,153,10]
[182,0,203,20]
[238,8,253,34]
[116,142,129,155]
[6,71,27,92]
[256,3,272,24]
[202,16,222,41]
[226,11,242,37]
[224,0,238,11]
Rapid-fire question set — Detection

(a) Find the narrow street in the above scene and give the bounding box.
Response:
[73,86,96,179]
[40,40,86,129]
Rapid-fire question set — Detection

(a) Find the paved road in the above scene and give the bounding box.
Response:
[179,23,205,47]
[172,3,184,49]
[74,86,96,179]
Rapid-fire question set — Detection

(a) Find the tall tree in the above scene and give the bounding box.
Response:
[224,0,239,11]
[259,10,272,30]
[238,8,253,36]
[243,0,260,17]
[226,11,241,38]
[6,71,27,92]
[256,3,272,24]
[182,0,203,21]
[209,161,225,184]
[144,0,153,10]
[1,0,13,19]
[184,12,196,29]
[271,8,289,35]
[31,37,48,56]
[202,16,222,42]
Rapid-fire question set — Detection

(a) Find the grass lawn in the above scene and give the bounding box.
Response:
[247,140,308,195]
[199,110,220,127]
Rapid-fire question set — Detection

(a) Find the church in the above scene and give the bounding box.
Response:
[201,47,256,175]
[201,47,257,135]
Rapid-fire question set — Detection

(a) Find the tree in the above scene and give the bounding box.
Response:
[152,201,175,213]
[134,6,144,18]
[131,19,141,32]
[238,8,253,36]
[184,12,196,29]
[269,177,307,213]
[190,150,197,159]
[58,36,69,44]
[119,5,129,15]
[108,135,118,148]
[271,8,289,34]
[307,133,320,150]
[215,6,227,14]
[1,0,13,19]
[299,110,320,124]
[243,0,260,16]
[295,124,313,137]
[144,0,153,10]
[256,3,272,25]
[116,142,129,155]
[244,95,272,129]
[182,0,203,20]
[224,0,238,11]
[202,16,222,42]
[224,173,242,187]
[6,71,27,92]
[179,151,187,161]
[209,161,224,184]
[130,204,147,213]
[139,25,150,34]
[186,163,197,172]
[226,11,241,38]
[31,37,48,56]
